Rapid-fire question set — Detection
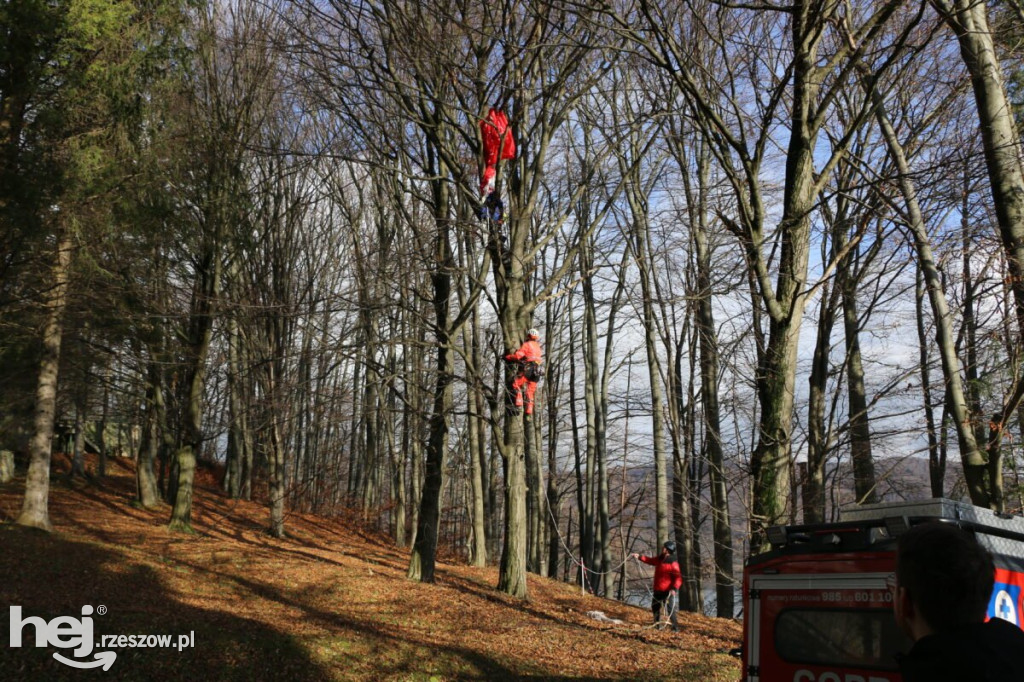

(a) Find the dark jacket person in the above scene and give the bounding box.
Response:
[893,521,1024,682]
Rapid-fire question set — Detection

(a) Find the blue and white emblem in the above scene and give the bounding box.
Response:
[988,584,1021,626]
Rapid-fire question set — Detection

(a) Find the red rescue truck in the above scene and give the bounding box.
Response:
[741,498,1024,682]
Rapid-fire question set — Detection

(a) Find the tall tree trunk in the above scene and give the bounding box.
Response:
[690,153,734,617]
[672,444,697,609]
[528,416,547,577]
[862,73,987,503]
[407,334,453,582]
[580,242,601,593]
[686,388,704,613]
[347,356,364,500]
[749,12,824,548]
[169,242,220,532]
[358,341,380,516]
[407,325,425,549]
[750,256,809,547]
[69,395,86,480]
[137,362,162,509]
[619,133,671,548]
[267,406,286,538]
[916,267,945,498]
[458,262,487,565]
[98,363,109,479]
[526,399,540,574]
[153,353,175,501]
[596,394,612,596]
[932,0,1024,510]
[467,361,486,565]
[408,170,455,584]
[224,309,246,498]
[498,400,528,597]
[597,246,630,596]
[388,335,407,547]
[806,274,838,523]
[961,203,983,450]
[494,200,533,599]
[399,349,414,548]
[632,213,671,547]
[842,295,878,505]
[17,231,73,531]
[568,307,591,591]
[264,315,287,539]
[838,233,878,505]
[675,340,701,612]
[545,301,562,579]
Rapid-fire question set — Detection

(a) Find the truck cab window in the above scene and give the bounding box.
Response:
[775,608,909,671]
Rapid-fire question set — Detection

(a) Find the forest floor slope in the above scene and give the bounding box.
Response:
[0,454,741,681]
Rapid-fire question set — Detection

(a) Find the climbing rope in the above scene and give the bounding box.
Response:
[629,554,679,630]
[544,499,636,595]
[543,501,682,633]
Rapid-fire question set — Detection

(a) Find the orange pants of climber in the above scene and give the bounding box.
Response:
[509,374,538,415]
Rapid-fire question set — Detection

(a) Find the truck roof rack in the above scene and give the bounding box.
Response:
[759,498,1024,563]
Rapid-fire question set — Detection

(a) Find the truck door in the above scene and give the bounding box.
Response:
[745,573,910,682]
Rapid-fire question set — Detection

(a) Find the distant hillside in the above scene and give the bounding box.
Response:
[0,454,741,681]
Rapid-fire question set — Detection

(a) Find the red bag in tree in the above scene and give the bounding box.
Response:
[480,108,516,167]
[480,165,496,195]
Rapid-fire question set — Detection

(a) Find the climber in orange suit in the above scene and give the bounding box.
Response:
[504,328,543,416]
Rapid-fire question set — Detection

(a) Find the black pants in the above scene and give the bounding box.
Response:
[652,590,678,629]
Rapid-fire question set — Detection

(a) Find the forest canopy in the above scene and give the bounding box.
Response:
[3,0,1024,615]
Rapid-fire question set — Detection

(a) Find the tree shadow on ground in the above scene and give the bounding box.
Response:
[0,523,544,681]
[158,553,628,681]
[0,472,740,681]
[0,524,327,682]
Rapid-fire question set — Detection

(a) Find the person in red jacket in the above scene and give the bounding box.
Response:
[632,541,683,631]
[504,328,543,417]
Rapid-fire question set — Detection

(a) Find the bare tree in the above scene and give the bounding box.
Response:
[848,20,992,510]
[930,0,1024,509]
[609,0,906,549]
[166,3,283,531]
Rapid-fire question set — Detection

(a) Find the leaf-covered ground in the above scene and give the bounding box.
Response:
[0,454,742,681]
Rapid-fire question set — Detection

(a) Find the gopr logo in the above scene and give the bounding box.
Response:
[9,605,116,670]
[793,673,892,682]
